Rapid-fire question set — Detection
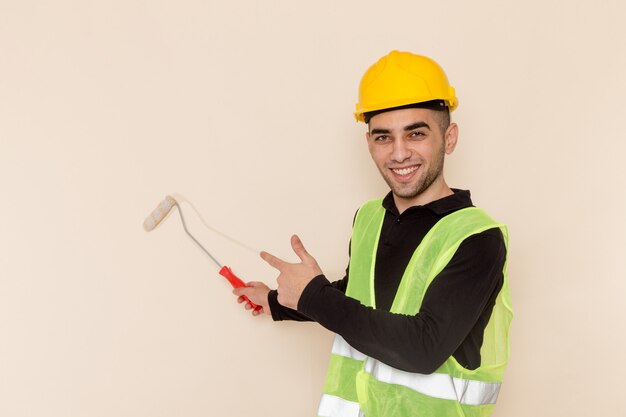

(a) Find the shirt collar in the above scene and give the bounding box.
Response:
[382,189,474,216]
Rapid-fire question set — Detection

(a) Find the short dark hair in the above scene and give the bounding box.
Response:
[364,100,450,134]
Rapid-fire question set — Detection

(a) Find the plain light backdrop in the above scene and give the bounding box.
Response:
[1,1,625,416]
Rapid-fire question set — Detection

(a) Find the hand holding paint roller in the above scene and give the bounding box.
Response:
[143,195,264,313]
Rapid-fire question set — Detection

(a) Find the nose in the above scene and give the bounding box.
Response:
[390,139,411,163]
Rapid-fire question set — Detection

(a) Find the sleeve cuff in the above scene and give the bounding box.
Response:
[268,289,283,321]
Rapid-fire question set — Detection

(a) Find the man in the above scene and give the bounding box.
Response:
[234,50,512,417]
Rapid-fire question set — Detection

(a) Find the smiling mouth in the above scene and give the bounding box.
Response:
[391,165,420,176]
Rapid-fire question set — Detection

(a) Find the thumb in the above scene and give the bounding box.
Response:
[233,287,247,296]
[291,234,313,263]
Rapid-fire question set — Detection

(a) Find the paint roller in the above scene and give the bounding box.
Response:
[143,195,260,310]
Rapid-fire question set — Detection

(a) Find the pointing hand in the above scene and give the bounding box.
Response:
[260,235,322,310]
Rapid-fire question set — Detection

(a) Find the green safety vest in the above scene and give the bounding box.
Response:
[317,199,513,417]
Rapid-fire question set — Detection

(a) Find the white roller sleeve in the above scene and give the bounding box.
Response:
[143,195,177,231]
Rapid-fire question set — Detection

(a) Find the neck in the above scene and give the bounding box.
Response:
[393,178,453,214]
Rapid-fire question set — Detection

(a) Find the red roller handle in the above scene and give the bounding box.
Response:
[219,266,261,311]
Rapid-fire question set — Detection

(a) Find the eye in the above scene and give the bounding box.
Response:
[408,130,426,139]
[374,135,390,142]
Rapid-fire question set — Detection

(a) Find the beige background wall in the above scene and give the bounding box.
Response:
[1,1,625,416]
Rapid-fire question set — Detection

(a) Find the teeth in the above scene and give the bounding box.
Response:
[392,166,418,176]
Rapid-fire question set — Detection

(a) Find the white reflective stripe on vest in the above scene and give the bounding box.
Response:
[318,394,362,417]
[364,359,501,406]
[331,335,367,361]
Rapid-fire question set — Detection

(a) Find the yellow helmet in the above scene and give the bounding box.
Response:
[354,50,458,122]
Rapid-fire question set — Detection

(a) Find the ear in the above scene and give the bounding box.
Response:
[444,123,459,154]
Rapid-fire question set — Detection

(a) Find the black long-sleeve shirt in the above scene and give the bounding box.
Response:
[268,189,506,373]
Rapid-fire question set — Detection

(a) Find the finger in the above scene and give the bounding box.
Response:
[291,234,313,263]
[246,281,263,287]
[237,295,246,304]
[252,307,263,316]
[260,251,286,270]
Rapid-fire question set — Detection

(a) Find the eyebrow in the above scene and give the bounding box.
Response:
[404,121,431,131]
[369,121,431,135]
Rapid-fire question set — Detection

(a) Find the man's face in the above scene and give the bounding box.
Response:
[366,108,457,208]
